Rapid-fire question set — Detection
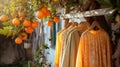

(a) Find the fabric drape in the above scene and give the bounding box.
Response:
[76,29,112,67]
[54,28,66,67]
[54,26,73,67]
[59,23,90,67]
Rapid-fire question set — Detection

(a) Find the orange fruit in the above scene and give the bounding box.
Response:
[36,11,44,19]
[0,15,8,22]
[53,16,60,23]
[41,7,48,14]
[19,12,26,19]
[47,20,53,26]
[15,37,23,44]
[25,27,33,34]
[32,19,38,28]
[41,7,50,16]
[20,32,28,40]
[45,10,50,16]
[23,20,31,27]
[12,18,20,26]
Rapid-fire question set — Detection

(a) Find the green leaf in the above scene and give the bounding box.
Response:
[0,26,14,37]
[42,43,49,49]
[2,21,12,26]
[35,49,41,58]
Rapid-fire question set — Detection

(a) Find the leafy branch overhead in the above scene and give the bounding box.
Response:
[0,0,40,45]
[0,0,61,45]
[0,0,119,44]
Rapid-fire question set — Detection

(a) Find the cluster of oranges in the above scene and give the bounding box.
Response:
[47,15,60,26]
[37,7,50,19]
[0,7,60,45]
[14,19,38,45]
[0,12,39,45]
[36,7,60,27]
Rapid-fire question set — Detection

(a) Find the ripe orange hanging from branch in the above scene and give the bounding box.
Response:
[15,37,23,45]
[20,32,28,40]
[47,20,53,26]
[25,27,33,34]
[12,18,20,26]
[0,15,8,22]
[53,16,60,23]
[41,7,48,15]
[32,19,38,29]
[23,20,31,27]
[36,11,44,19]
[45,10,50,16]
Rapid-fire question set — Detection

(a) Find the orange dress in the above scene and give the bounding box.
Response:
[54,29,66,67]
[60,23,90,67]
[76,29,112,67]
[54,26,73,67]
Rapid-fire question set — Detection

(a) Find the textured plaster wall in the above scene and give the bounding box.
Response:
[44,20,65,67]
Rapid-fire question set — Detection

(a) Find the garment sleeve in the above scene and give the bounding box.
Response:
[60,33,72,67]
[54,34,60,67]
[76,35,85,67]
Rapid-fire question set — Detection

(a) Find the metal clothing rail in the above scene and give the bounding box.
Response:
[61,8,115,19]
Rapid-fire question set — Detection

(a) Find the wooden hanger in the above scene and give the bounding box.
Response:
[65,22,72,29]
[72,22,78,27]
[64,18,69,27]
[71,22,74,26]
[85,22,90,28]
[64,18,72,29]
[78,22,84,26]
[78,22,90,28]
[88,21,102,31]
[75,22,78,26]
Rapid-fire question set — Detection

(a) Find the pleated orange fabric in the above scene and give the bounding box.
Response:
[54,28,66,67]
[54,25,73,67]
[60,22,90,67]
[59,26,75,67]
[76,29,112,67]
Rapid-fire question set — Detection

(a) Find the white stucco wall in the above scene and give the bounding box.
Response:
[44,21,55,67]
[44,19,65,67]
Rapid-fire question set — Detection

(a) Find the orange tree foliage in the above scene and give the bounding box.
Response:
[0,0,60,44]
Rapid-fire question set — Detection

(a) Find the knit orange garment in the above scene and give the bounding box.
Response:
[76,29,112,67]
